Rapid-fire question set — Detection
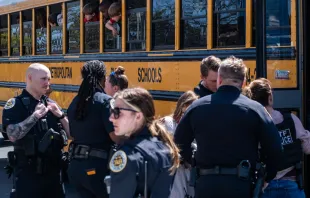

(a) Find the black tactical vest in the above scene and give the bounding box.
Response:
[276,113,303,171]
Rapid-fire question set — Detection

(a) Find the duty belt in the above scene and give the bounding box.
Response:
[73,144,108,160]
[199,166,238,175]
[198,160,252,180]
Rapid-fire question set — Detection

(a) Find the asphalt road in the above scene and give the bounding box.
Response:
[0,134,78,198]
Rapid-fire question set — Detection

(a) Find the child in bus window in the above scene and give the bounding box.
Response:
[105,2,121,37]
[57,12,63,27]
[83,3,99,23]
[48,13,62,27]
[99,0,113,23]
[36,8,47,29]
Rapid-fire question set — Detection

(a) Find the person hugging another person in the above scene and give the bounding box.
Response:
[244,78,310,198]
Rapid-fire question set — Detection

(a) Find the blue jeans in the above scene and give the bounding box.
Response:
[260,179,305,198]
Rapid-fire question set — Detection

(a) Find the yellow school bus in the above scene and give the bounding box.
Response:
[0,0,310,193]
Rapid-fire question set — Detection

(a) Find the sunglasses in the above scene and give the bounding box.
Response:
[110,107,137,119]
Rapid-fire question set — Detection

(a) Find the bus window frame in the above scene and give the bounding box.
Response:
[213,0,246,48]
[126,7,147,51]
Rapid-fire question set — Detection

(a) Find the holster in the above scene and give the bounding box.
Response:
[38,128,61,154]
[189,150,197,187]
[253,163,266,198]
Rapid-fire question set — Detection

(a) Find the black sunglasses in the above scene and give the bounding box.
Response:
[110,107,137,119]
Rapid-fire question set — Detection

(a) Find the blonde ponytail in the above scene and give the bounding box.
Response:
[148,120,180,175]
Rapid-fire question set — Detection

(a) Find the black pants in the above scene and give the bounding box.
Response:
[195,175,252,198]
[11,165,65,198]
[68,158,109,198]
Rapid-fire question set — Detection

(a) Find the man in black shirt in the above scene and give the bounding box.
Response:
[3,63,69,198]
[193,56,221,97]
[175,56,283,198]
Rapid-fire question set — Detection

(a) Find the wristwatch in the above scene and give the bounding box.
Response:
[58,112,65,120]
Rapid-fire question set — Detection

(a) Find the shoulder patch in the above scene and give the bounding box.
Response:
[4,98,16,110]
[109,150,127,173]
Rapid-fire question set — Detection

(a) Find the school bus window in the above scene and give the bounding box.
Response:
[22,10,32,55]
[35,7,47,55]
[252,0,291,47]
[49,4,63,54]
[181,0,207,49]
[127,0,146,51]
[83,1,100,53]
[0,15,8,56]
[67,1,80,53]
[104,1,121,52]
[11,13,20,56]
[152,0,175,49]
[213,0,246,48]
[266,0,291,46]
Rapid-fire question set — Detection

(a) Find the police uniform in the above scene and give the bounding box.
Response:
[109,127,174,198]
[193,81,214,98]
[67,89,114,198]
[174,85,283,198]
[2,89,65,198]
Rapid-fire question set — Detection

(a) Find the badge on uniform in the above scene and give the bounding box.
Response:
[109,150,127,173]
[4,98,15,110]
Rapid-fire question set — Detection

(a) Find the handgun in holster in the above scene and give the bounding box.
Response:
[295,161,303,189]
[189,150,197,187]
[253,162,266,198]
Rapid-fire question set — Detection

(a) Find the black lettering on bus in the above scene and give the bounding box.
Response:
[158,67,162,82]
[245,67,256,85]
[137,67,162,83]
[138,68,142,82]
[49,67,72,79]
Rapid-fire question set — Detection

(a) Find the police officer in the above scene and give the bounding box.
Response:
[67,60,119,198]
[244,78,310,198]
[174,56,283,198]
[107,88,180,198]
[193,56,221,97]
[2,63,70,198]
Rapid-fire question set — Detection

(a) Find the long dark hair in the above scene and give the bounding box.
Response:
[75,60,106,120]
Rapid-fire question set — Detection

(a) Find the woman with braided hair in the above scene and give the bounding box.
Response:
[67,60,118,198]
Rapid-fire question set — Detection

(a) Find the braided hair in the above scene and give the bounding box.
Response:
[75,60,106,120]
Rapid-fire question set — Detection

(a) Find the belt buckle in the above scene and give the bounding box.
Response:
[77,145,90,159]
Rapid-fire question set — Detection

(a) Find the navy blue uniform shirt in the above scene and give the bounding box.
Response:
[109,127,174,198]
[2,89,61,140]
[175,85,283,182]
[67,91,114,151]
[193,81,214,98]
